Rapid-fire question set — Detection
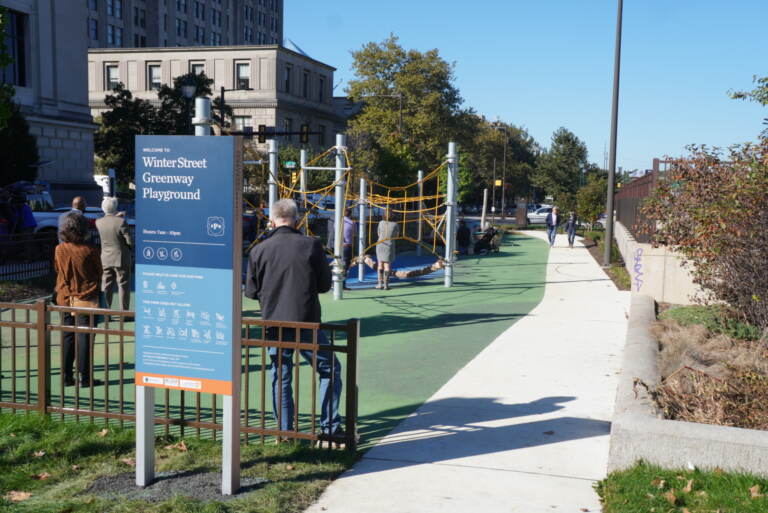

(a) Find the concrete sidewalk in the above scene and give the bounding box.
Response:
[306,232,630,513]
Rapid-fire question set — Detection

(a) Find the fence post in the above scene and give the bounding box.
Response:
[35,299,50,415]
[345,318,359,451]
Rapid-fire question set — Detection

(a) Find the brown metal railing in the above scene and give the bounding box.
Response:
[0,300,358,451]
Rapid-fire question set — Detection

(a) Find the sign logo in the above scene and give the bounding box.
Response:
[207,216,225,237]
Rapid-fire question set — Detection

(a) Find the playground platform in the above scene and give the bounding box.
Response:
[305,231,631,513]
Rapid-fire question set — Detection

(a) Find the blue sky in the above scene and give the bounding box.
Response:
[285,0,767,172]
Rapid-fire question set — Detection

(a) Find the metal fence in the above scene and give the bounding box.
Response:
[614,159,672,243]
[0,300,359,450]
[0,232,58,280]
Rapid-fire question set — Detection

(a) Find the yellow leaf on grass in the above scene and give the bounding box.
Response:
[71,465,80,471]
[286,464,295,471]
[97,428,109,437]
[651,478,666,489]
[164,440,188,452]
[5,491,32,502]
[750,484,763,498]
[663,489,678,505]
[683,479,694,493]
[120,457,136,467]
[32,450,45,458]
[681,508,691,513]
[31,472,51,481]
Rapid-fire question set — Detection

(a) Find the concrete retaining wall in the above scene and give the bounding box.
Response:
[608,294,768,475]
[613,221,699,305]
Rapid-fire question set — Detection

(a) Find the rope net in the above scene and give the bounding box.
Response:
[243,144,450,277]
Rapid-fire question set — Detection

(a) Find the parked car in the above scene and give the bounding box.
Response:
[526,206,553,224]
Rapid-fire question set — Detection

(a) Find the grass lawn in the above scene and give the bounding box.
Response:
[597,461,768,513]
[0,412,354,512]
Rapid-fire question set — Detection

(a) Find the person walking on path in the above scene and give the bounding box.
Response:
[342,208,355,290]
[96,197,133,312]
[55,211,103,387]
[545,206,561,247]
[376,208,399,290]
[565,212,578,248]
[244,199,343,437]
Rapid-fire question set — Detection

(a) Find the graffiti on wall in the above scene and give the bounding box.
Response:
[633,248,644,291]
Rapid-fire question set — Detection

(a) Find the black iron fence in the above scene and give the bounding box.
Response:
[0,232,58,281]
[0,300,359,450]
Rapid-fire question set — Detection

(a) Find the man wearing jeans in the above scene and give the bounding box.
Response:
[244,199,342,436]
[546,207,561,247]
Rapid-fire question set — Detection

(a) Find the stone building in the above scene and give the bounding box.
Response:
[88,44,346,148]
[86,0,283,49]
[1,0,97,202]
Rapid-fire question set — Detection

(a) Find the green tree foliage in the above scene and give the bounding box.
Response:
[0,104,39,185]
[641,137,768,331]
[95,73,233,187]
[346,35,467,186]
[533,127,589,206]
[576,174,607,224]
[730,75,768,135]
[0,6,16,130]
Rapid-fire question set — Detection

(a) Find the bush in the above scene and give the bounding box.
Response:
[0,104,39,186]
[661,305,762,341]
[641,137,768,332]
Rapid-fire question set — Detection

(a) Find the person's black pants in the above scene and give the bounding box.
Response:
[342,245,353,284]
[62,312,91,379]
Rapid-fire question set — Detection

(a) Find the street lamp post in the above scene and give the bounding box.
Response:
[604,0,623,268]
[181,78,196,135]
[492,122,508,219]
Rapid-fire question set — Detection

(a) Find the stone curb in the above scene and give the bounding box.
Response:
[608,293,768,475]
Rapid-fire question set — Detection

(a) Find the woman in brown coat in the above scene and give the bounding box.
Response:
[55,211,103,387]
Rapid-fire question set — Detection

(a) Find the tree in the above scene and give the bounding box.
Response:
[576,174,607,225]
[94,72,232,187]
[0,104,39,185]
[730,75,768,135]
[532,128,589,206]
[641,137,768,331]
[0,6,16,130]
[347,35,467,186]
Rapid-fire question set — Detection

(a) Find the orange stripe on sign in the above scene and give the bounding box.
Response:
[135,372,233,395]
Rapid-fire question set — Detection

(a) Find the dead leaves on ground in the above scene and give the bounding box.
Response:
[120,457,136,467]
[32,450,45,458]
[751,484,764,498]
[97,428,109,437]
[30,472,51,481]
[164,440,188,452]
[5,490,32,502]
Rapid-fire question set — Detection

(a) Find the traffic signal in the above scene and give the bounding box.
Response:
[258,124,267,143]
[291,172,298,182]
[300,124,309,144]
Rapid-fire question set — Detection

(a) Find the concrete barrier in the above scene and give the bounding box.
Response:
[608,293,768,475]
[613,221,699,305]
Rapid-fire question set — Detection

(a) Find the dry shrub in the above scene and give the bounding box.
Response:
[645,319,768,430]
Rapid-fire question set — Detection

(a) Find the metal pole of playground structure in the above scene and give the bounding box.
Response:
[481,188,488,231]
[299,149,308,234]
[445,142,458,287]
[333,134,346,300]
[417,169,424,257]
[268,139,278,220]
[358,178,367,282]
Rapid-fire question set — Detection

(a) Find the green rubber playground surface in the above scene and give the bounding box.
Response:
[1,233,548,449]
[244,232,549,447]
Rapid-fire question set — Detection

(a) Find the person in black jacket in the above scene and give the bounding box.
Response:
[245,199,342,436]
[565,212,578,248]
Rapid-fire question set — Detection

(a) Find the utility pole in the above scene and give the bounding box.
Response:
[604,0,623,268]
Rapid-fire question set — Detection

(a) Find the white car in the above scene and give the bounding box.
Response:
[526,207,553,224]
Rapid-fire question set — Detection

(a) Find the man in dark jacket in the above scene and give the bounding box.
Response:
[545,207,561,247]
[245,199,342,436]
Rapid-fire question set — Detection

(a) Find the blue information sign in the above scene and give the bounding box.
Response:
[135,136,241,395]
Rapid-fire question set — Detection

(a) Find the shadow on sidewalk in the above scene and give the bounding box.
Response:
[352,396,610,474]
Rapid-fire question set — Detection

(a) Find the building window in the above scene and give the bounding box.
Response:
[107,24,114,45]
[88,0,98,10]
[176,0,187,13]
[88,18,98,40]
[283,64,291,93]
[107,0,114,15]
[243,26,252,43]
[134,7,145,27]
[194,26,205,44]
[1,10,26,87]
[105,64,120,90]
[195,1,205,20]
[235,62,250,89]
[190,62,205,75]
[302,70,309,99]
[318,76,325,103]
[147,64,161,90]
[233,116,252,131]
[114,0,122,18]
[115,27,123,46]
[318,124,326,146]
